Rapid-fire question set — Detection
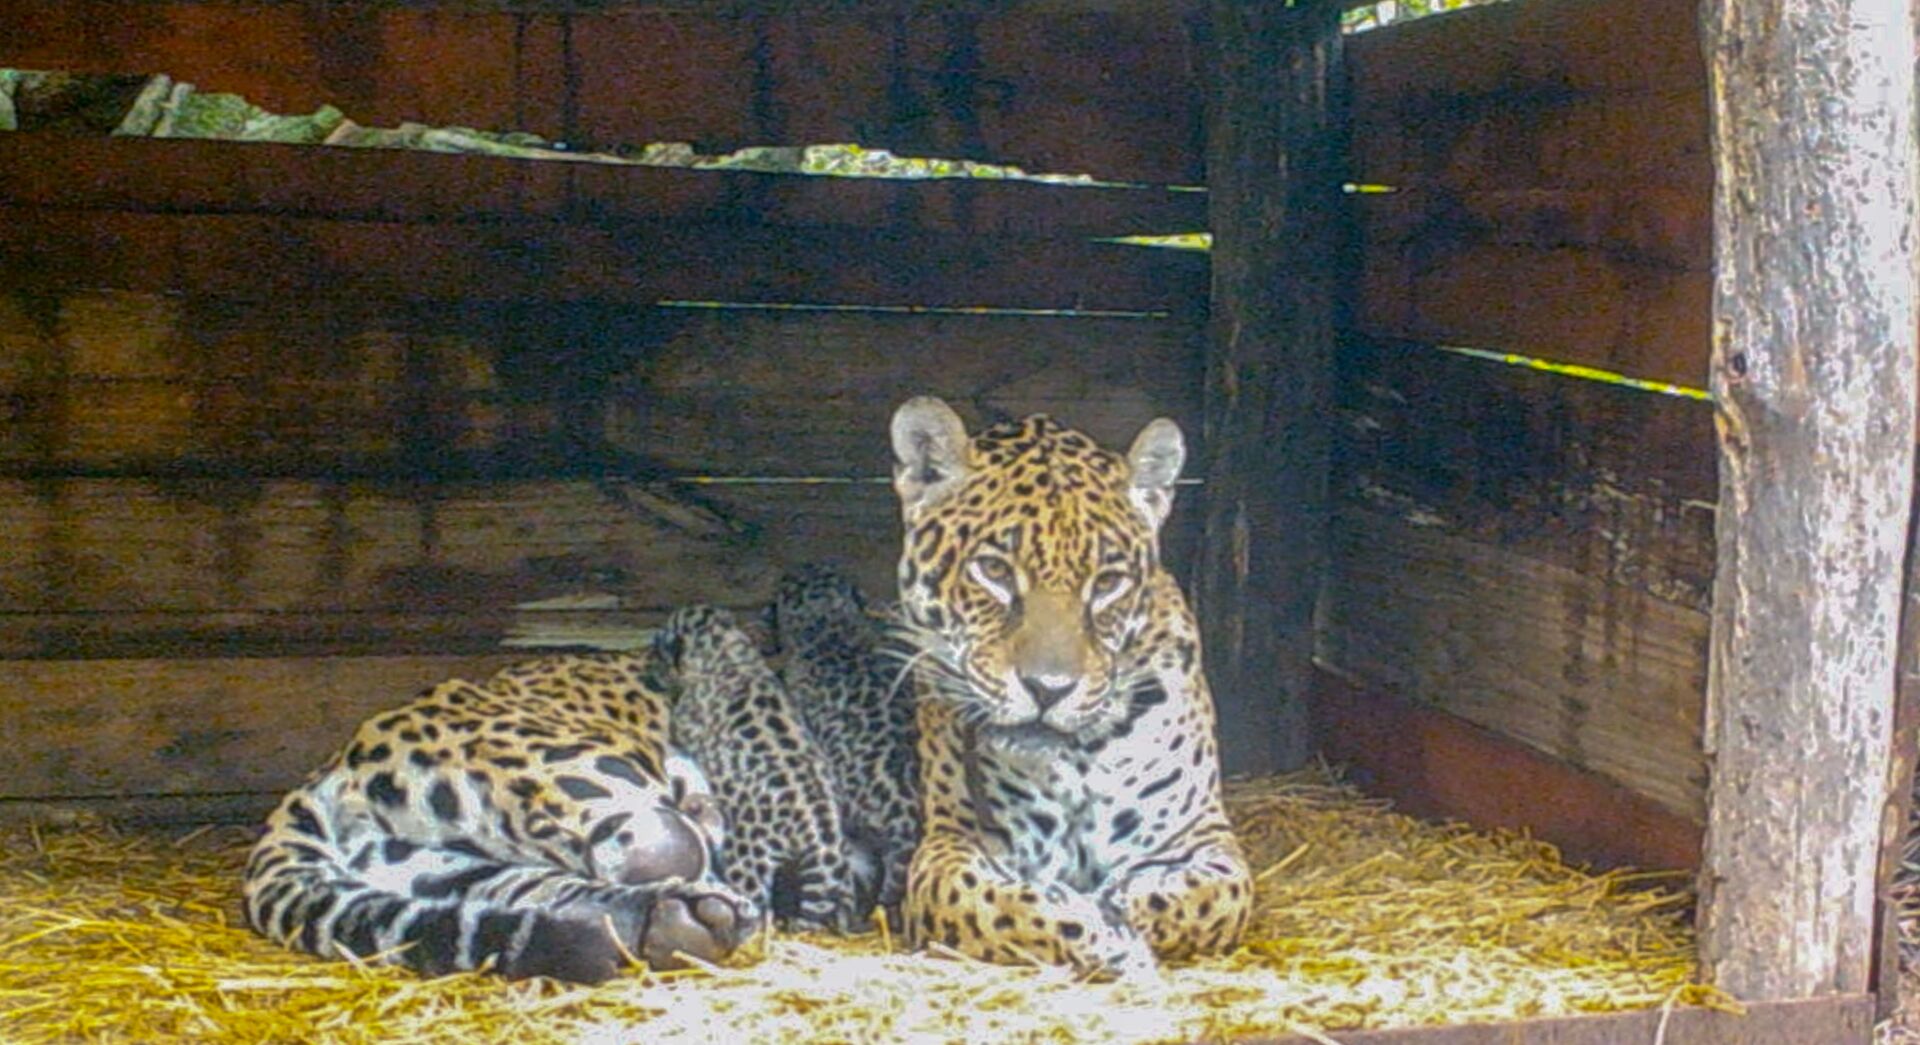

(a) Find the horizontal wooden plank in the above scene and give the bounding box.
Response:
[0,605,663,660]
[0,0,1204,184]
[1242,995,1873,1045]
[1336,338,1716,609]
[1350,86,1710,193]
[1348,0,1705,106]
[0,207,1207,313]
[0,473,1205,656]
[1359,187,1708,270]
[1311,669,1701,871]
[0,477,902,615]
[0,134,1208,236]
[0,292,1203,477]
[608,309,1206,477]
[1357,240,1710,388]
[1318,507,1709,821]
[0,791,279,826]
[0,653,527,798]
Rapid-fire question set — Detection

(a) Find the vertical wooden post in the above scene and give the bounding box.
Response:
[1698,0,1918,1000]
[1197,0,1343,775]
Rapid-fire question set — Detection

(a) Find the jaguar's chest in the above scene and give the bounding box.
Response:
[961,704,1198,891]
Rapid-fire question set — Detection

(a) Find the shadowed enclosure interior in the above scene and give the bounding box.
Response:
[0,0,1897,1040]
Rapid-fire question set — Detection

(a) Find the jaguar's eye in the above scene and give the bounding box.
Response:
[967,556,1017,604]
[1089,571,1132,612]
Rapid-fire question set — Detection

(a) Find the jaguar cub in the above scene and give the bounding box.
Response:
[767,563,922,922]
[650,604,872,934]
[243,654,762,984]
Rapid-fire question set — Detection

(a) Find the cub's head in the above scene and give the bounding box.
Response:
[766,562,870,655]
[650,604,763,677]
[888,396,1185,738]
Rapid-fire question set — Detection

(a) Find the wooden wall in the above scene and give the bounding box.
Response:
[0,0,1208,185]
[0,0,1211,818]
[1318,0,1715,834]
[0,0,1723,851]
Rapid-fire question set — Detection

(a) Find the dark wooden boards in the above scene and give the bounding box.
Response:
[0,292,1204,479]
[1337,338,1716,610]
[0,0,1208,184]
[1329,0,1723,849]
[0,478,901,649]
[0,474,1203,659]
[0,653,526,799]
[1318,507,1709,821]
[1346,0,1711,384]
[612,309,1205,478]
[0,135,1207,237]
[1355,238,1710,390]
[1347,0,1706,105]
[1360,187,1708,268]
[1326,339,1717,819]
[0,206,1207,313]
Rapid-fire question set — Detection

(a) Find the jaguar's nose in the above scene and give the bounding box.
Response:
[1020,673,1081,711]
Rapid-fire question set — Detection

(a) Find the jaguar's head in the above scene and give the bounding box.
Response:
[887,396,1184,739]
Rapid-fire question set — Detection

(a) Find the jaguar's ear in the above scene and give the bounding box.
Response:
[891,396,972,521]
[1126,417,1185,533]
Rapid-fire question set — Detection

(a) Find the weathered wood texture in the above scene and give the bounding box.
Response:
[0,0,1207,184]
[1696,0,1917,1001]
[0,206,1205,314]
[0,0,1214,808]
[0,292,1203,478]
[1322,335,1716,818]
[1326,0,1721,826]
[0,135,1207,237]
[1311,670,1700,872]
[1346,0,1710,387]
[1243,994,1873,1045]
[1318,508,1709,821]
[0,284,1206,664]
[1194,0,1342,776]
[0,478,1202,660]
[1337,339,1716,608]
[0,654,525,800]
[0,478,896,651]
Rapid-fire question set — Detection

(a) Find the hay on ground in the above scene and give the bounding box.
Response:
[0,766,1724,1044]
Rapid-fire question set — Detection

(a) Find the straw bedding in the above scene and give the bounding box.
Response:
[0,766,1719,1044]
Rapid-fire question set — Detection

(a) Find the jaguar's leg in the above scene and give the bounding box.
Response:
[903,831,1155,978]
[1101,834,1253,961]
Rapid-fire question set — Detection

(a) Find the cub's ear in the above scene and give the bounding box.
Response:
[1126,417,1185,533]
[890,397,972,521]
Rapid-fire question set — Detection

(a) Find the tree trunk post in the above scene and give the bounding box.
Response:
[1697,0,1918,999]
[1198,0,1344,776]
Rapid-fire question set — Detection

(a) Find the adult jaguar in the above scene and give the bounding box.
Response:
[887,396,1253,976]
[242,654,764,983]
